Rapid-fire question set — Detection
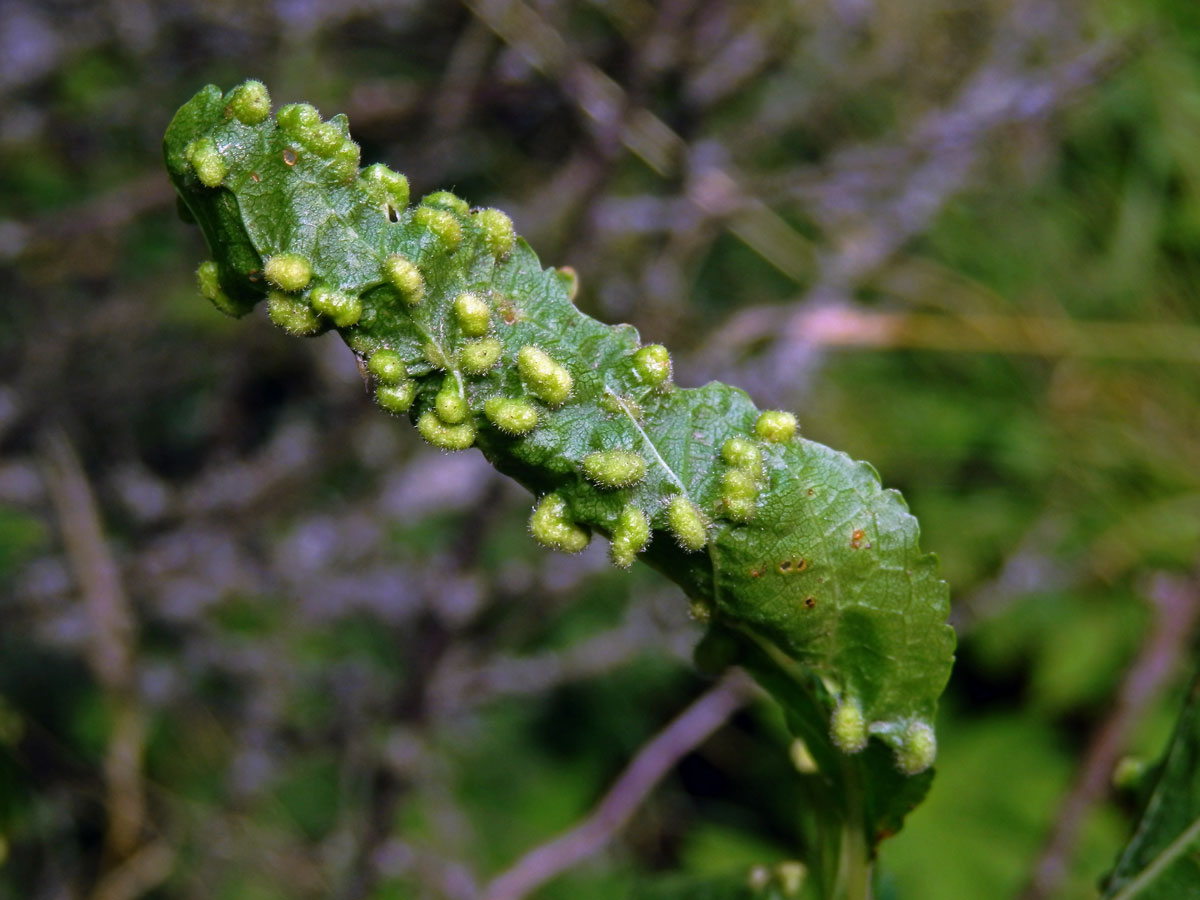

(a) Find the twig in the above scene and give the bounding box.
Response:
[1018,569,1200,900]
[481,670,756,900]
[40,428,150,872]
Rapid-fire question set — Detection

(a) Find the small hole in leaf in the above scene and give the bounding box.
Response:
[387,204,400,223]
[283,148,298,166]
[804,596,816,609]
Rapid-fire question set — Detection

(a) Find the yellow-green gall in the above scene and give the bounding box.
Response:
[422,190,469,216]
[229,80,271,125]
[557,266,579,301]
[632,344,671,387]
[414,206,462,252]
[376,381,417,414]
[267,291,321,336]
[666,495,708,552]
[775,862,806,897]
[309,285,361,327]
[755,410,797,443]
[422,342,449,370]
[721,436,762,474]
[895,721,936,775]
[529,493,589,554]
[328,139,360,182]
[475,208,515,258]
[453,292,491,337]
[610,505,650,568]
[277,103,319,137]
[361,164,409,210]
[830,699,868,754]
[720,469,759,522]
[517,346,573,406]
[196,260,245,318]
[382,255,424,305]
[459,338,503,375]
[582,450,646,489]
[368,349,406,384]
[435,377,469,425]
[263,253,313,292]
[417,410,476,450]
[484,397,538,435]
[187,137,226,187]
[305,121,343,156]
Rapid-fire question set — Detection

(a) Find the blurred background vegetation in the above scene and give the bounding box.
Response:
[2,0,1200,898]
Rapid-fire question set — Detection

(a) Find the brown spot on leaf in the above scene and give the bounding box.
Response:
[851,528,870,549]
[778,557,807,574]
[496,296,518,324]
[804,596,816,609]
[250,172,261,183]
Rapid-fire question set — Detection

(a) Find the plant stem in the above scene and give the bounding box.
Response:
[837,762,872,900]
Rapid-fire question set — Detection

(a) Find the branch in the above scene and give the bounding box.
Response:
[1018,568,1200,900]
[40,428,151,872]
[481,670,756,900]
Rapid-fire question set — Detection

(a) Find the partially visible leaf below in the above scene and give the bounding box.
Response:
[1103,672,1200,898]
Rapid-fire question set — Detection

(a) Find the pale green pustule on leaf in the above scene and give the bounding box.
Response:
[360,164,409,211]
[417,410,476,450]
[328,140,360,182]
[484,397,538,435]
[529,493,589,554]
[830,699,868,754]
[263,253,313,292]
[755,410,797,443]
[310,285,361,327]
[599,392,643,421]
[382,255,424,305]
[895,721,936,775]
[666,495,708,552]
[187,137,226,187]
[413,206,462,252]
[277,102,319,138]
[610,504,650,568]
[305,121,343,157]
[423,190,469,216]
[459,338,503,375]
[632,344,671,387]
[517,345,573,406]
[229,80,271,125]
[475,208,515,259]
[721,436,762,475]
[582,450,646,489]
[267,291,321,336]
[453,291,491,337]
[557,265,579,301]
[435,376,469,425]
[376,381,417,414]
[720,468,759,522]
[367,349,406,385]
[196,260,244,318]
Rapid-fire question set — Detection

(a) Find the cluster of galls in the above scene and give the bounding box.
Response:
[830,697,936,775]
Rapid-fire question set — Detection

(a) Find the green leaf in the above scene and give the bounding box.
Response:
[1103,672,1200,898]
[164,82,955,847]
